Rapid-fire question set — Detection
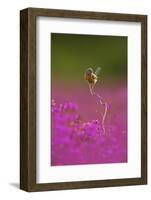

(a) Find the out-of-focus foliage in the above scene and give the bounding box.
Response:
[51,33,127,83]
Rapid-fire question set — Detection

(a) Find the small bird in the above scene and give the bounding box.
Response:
[84,67,101,94]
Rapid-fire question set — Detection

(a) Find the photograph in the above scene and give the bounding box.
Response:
[51,33,128,166]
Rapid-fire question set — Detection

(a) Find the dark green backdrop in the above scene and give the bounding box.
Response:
[51,33,127,83]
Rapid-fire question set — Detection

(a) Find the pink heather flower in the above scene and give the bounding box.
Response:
[51,100,127,166]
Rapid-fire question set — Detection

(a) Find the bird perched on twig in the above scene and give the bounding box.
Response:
[84,67,101,94]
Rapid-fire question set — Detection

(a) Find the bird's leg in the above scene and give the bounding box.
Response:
[89,83,95,95]
[88,84,93,95]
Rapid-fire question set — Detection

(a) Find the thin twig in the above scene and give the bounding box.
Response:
[102,102,108,134]
[89,86,108,134]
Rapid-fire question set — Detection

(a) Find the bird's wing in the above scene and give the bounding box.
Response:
[95,67,101,76]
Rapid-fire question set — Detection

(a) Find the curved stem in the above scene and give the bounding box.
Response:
[89,87,108,134]
[102,102,108,134]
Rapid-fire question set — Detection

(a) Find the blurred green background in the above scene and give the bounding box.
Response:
[51,33,127,84]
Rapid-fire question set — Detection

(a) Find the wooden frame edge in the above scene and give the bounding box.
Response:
[20,8,36,191]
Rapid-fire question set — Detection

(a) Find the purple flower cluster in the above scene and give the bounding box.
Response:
[51,100,127,166]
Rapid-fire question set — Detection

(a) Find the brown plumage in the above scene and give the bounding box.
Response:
[85,68,98,85]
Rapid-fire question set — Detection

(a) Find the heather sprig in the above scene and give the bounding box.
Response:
[52,100,103,139]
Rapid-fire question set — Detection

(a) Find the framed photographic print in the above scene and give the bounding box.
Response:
[20,8,147,191]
